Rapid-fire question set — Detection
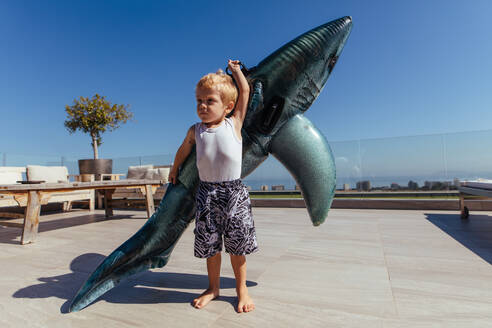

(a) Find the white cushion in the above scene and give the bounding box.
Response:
[143,167,169,183]
[143,168,158,180]
[27,165,69,183]
[127,165,153,179]
[0,166,25,174]
[0,171,22,184]
[157,167,170,183]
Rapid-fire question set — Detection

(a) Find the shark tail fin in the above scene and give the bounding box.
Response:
[69,183,196,312]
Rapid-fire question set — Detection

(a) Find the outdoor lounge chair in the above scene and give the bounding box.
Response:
[109,164,171,209]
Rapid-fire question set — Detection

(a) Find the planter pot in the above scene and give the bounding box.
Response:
[78,159,113,175]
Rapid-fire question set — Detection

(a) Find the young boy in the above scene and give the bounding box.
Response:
[168,60,257,313]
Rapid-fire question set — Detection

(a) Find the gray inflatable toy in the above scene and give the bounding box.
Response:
[70,16,352,312]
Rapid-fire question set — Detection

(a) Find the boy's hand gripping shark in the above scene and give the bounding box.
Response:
[70,16,352,312]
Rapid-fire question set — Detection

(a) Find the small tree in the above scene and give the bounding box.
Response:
[64,94,133,159]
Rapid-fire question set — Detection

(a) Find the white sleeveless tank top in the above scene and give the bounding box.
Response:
[195,117,242,182]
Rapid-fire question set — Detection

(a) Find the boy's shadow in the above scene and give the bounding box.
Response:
[12,253,257,313]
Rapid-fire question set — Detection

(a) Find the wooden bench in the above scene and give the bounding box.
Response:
[0,179,163,245]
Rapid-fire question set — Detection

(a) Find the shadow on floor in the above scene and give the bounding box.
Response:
[425,212,492,265]
[0,213,136,245]
[12,253,257,313]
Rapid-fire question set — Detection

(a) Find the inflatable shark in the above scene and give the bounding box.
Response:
[70,16,353,312]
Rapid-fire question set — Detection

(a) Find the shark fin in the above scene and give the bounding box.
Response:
[269,114,336,226]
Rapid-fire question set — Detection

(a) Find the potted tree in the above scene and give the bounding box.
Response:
[64,94,133,177]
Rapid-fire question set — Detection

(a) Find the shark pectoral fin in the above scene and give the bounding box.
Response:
[269,114,336,226]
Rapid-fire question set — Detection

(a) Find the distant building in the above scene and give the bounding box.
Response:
[260,185,269,191]
[424,181,452,190]
[408,180,419,190]
[271,185,285,191]
[295,184,301,191]
[453,178,461,188]
[356,180,371,191]
[390,183,400,190]
[343,183,351,191]
[246,185,252,191]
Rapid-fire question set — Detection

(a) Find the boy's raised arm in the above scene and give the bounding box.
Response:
[229,60,250,129]
[168,125,195,184]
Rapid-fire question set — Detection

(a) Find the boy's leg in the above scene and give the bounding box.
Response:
[230,254,255,313]
[193,252,221,309]
[193,180,224,309]
[223,180,257,313]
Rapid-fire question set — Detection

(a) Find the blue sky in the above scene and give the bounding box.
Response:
[1,0,492,162]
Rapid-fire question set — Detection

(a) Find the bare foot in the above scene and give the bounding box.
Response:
[237,286,255,313]
[193,288,219,309]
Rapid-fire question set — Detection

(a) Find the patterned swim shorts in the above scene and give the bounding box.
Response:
[194,179,258,258]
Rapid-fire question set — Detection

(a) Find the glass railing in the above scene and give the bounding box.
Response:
[331,130,492,191]
[2,129,491,190]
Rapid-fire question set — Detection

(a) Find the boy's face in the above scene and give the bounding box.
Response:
[196,87,234,125]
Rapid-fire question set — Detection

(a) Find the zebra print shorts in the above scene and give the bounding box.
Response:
[194,179,258,258]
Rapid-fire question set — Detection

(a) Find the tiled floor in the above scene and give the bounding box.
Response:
[1,208,492,327]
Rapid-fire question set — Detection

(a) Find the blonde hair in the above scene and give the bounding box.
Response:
[196,69,238,105]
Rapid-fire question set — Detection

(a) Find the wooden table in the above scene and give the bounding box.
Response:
[0,179,163,245]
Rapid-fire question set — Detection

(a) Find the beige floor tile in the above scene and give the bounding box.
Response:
[212,297,384,328]
[392,287,492,320]
[383,318,492,328]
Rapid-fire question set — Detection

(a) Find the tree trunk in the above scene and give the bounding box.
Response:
[91,134,99,159]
